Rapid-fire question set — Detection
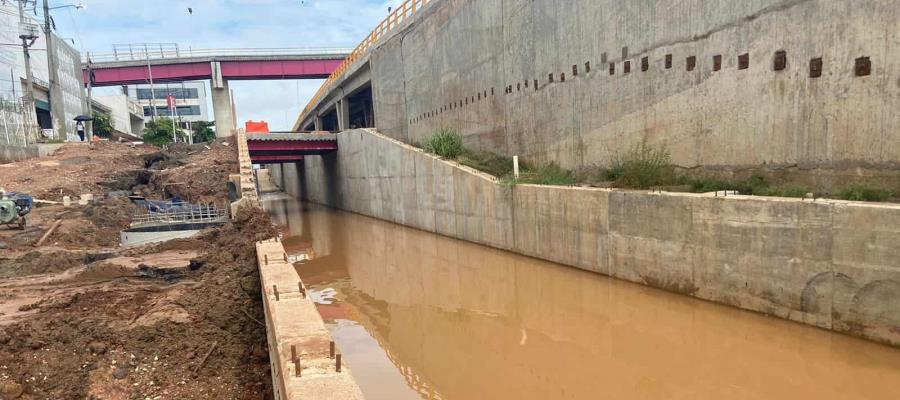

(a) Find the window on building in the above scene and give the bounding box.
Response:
[136,87,200,100]
[143,105,202,117]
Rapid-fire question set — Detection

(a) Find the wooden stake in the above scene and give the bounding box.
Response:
[35,219,62,246]
[240,309,264,327]
[193,341,218,375]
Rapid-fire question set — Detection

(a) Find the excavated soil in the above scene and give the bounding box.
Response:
[0,140,274,399]
[142,139,238,204]
[0,207,276,400]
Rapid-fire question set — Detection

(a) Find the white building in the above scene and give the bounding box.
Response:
[125,81,210,129]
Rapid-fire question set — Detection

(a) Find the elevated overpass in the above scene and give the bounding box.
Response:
[83,47,350,136]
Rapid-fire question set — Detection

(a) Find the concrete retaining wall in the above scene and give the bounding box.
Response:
[282,128,900,347]
[256,239,364,400]
[0,143,65,163]
[302,0,900,189]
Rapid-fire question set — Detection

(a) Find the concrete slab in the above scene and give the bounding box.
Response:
[256,239,365,400]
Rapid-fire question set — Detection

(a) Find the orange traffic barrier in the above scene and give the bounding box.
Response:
[245,120,270,134]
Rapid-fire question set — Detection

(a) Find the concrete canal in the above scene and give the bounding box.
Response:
[263,195,900,400]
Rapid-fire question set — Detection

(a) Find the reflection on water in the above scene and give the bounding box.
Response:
[263,195,900,400]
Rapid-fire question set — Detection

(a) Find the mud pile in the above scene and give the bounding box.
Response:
[0,138,274,399]
[0,208,276,399]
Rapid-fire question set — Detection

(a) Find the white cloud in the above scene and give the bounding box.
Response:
[56,0,402,130]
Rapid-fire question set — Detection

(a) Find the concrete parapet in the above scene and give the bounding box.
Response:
[290,128,900,347]
[256,239,365,400]
[0,143,66,163]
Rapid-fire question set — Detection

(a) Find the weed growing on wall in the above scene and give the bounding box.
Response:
[686,175,810,198]
[606,139,676,189]
[413,131,894,202]
[836,185,892,202]
[511,162,576,186]
[423,128,464,159]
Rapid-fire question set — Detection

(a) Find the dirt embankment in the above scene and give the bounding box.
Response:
[0,140,274,400]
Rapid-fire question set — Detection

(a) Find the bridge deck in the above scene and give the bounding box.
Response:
[247,133,339,142]
[246,133,338,164]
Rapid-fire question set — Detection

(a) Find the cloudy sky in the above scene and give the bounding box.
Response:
[52,0,402,130]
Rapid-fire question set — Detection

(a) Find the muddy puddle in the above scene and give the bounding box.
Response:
[263,195,900,400]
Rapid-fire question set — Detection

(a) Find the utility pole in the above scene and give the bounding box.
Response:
[85,52,93,141]
[18,0,39,145]
[42,0,62,141]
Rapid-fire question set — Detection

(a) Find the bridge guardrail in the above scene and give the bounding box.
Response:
[300,0,435,123]
[84,47,354,63]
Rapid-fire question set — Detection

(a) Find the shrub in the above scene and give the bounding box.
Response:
[191,121,216,143]
[92,112,113,138]
[143,118,177,147]
[607,139,675,188]
[837,185,892,202]
[423,128,464,159]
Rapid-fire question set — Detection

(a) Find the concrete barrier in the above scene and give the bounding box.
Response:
[287,128,900,347]
[0,143,66,163]
[256,239,365,400]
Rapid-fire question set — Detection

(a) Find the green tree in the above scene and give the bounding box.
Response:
[142,117,180,147]
[92,112,114,138]
[191,120,216,143]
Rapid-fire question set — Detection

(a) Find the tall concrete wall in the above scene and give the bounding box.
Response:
[305,0,900,188]
[283,128,900,347]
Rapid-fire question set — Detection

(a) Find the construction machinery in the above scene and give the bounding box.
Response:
[0,190,33,229]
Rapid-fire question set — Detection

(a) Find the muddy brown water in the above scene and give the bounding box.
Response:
[263,195,900,400]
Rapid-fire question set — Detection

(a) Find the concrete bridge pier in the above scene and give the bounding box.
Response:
[211,61,236,137]
[336,99,350,132]
[211,82,236,137]
[314,116,323,131]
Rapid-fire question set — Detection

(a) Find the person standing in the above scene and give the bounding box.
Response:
[75,121,85,142]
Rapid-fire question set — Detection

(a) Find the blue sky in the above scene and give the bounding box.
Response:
[52,0,402,130]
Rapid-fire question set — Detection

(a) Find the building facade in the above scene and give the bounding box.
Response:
[126,81,210,129]
[0,0,86,144]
